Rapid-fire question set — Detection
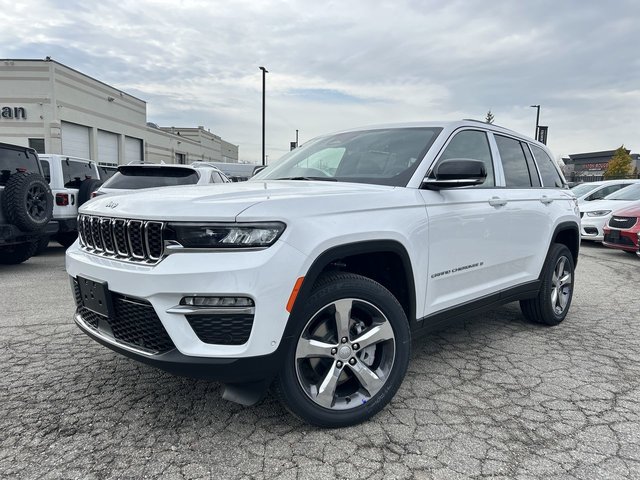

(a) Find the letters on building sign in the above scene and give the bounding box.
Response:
[583,162,608,171]
[1,106,27,119]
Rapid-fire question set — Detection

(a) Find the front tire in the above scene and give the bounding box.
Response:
[520,244,575,326]
[274,272,410,427]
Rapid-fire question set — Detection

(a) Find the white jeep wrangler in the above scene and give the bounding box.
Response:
[66,120,580,427]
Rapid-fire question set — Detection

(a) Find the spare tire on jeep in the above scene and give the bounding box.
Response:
[78,178,103,206]
[1,172,53,232]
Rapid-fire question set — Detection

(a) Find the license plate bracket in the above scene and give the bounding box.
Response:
[77,276,112,317]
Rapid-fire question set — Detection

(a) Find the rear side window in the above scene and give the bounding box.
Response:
[0,147,41,186]
[495,135,533,187]
[62,159,96,188]
[102,166,200,190]
[210,171,225,183]
[438,130,495,186]
[530,144,564,188]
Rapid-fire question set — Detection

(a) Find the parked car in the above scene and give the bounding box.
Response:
[94,163,230,197]
[39,154,102,248]
[98,165,118,181]
[66,120,580,427]
[192,161,256,182]
[580,183,640,241]
[0,142,54,264]
[570,179,640,205]
[602,201,640,254]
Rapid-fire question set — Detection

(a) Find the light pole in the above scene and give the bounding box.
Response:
[259,66,268,166]
[530,104,540,140]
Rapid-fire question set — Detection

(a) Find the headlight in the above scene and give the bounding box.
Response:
[585,210,612,217]
[167,222,285,248]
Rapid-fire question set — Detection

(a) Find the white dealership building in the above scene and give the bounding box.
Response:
[0,58,238,165]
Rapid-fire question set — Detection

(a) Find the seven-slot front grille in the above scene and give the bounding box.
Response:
[607,216,637,230]
[78,214,164,264]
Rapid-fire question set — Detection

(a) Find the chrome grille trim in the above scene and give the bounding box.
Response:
[78,214,165,265]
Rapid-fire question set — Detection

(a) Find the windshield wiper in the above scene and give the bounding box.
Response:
[275,176,338,181]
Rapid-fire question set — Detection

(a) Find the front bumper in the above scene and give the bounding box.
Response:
[66,240,306,360]
[580,215,609,241]
[602,227,640,252]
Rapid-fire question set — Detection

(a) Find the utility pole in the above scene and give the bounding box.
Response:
[530,104,540,140]
[296,129,299,148]
[259,66,268,166]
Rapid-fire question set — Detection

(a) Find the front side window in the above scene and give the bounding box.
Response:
[252,127,442,187]
[530,144,564,188]
[437,130,495,186]
[495,135,532,187]
[62,159,95,188]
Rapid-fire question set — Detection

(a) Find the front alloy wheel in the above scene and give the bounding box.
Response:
[274,272,410,427]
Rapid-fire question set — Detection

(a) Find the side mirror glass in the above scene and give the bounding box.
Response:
[422,158,487,190]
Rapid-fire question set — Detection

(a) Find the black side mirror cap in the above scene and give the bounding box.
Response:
[422,158,487,190]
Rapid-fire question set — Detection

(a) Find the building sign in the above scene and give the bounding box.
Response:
[582,162,608,171]
[537,125,548,145]
[1,106,27,119]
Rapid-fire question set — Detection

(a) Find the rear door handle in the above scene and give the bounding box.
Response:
[540,195,553,205]
[489,196,508,207]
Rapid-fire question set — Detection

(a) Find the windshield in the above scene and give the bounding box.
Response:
[604,183,640,201]
[0,147,40,186]
[252,127,442,187]
[571,183,600,197]
[101,166,200,190]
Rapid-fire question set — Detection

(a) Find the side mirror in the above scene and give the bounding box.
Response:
[422,158,487,190]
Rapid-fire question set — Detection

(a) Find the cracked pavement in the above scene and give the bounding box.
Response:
[1,242,639,479]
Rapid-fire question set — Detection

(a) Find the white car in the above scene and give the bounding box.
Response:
[66,120,580,427]
[580,182,640,241]
[39,154,102,247]
[570,179,640,205]
[94,163,230,197]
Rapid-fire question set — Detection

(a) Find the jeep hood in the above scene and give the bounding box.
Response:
[79,180,396,221]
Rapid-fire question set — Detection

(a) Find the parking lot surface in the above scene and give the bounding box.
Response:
[1,242,639,479]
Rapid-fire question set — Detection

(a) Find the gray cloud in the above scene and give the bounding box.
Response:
[1,0,638,161]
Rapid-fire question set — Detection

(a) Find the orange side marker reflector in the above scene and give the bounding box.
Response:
[286,277,305,312]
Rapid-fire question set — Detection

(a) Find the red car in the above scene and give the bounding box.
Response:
[602,201,640,254]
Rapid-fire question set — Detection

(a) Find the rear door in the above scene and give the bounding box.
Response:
[56,158,99,218]
[421,128,511,315]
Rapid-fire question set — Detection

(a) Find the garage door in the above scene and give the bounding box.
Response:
[98,130,119,165]
[125,136,143,163]
[61,122,90,158]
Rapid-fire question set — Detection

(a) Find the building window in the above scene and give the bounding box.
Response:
[29,138,45,154]
[175,152,186,164]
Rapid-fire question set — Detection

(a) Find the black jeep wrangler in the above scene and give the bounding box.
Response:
[0,142,55,264]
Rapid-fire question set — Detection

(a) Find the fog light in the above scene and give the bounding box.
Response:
[180,296,254,307]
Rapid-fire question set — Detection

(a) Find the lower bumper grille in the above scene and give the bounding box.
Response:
[73,278,175,354]
[603,233,636,247]
[186,314,254,345]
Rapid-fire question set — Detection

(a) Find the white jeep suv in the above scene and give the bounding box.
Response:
[66,120,580,427]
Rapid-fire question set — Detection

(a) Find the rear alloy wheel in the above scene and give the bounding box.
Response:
[520,243,575,326]
[274,273,410,427]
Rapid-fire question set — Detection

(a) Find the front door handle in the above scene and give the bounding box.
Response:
[540,195,553,205]
[489,196,507,207]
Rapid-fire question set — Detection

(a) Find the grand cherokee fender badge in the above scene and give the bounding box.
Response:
[431,261,484,279]
[105,200,119,209]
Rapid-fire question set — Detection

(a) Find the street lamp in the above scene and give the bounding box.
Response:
[259,66,268,166]
[530,104,540,140]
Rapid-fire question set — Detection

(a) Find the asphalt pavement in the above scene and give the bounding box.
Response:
[1,242,639,479]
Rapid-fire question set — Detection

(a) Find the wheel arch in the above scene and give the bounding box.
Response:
[550,221,580,268]
[285,240,417,339]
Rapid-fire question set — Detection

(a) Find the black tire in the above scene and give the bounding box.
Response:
[77,178,102,206]
[624,250,637,256]
[273,272,411,428]
[0,241,38,265]
[55,232,78,249]
[34,235,50,255]
[1,172,53,232]
[520,243,575,326]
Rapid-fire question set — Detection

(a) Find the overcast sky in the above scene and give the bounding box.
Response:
[1,0,638,163]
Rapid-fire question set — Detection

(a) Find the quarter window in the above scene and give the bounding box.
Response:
[438,130,495,186]
[495,135,532,187]
[530,144,564,188]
